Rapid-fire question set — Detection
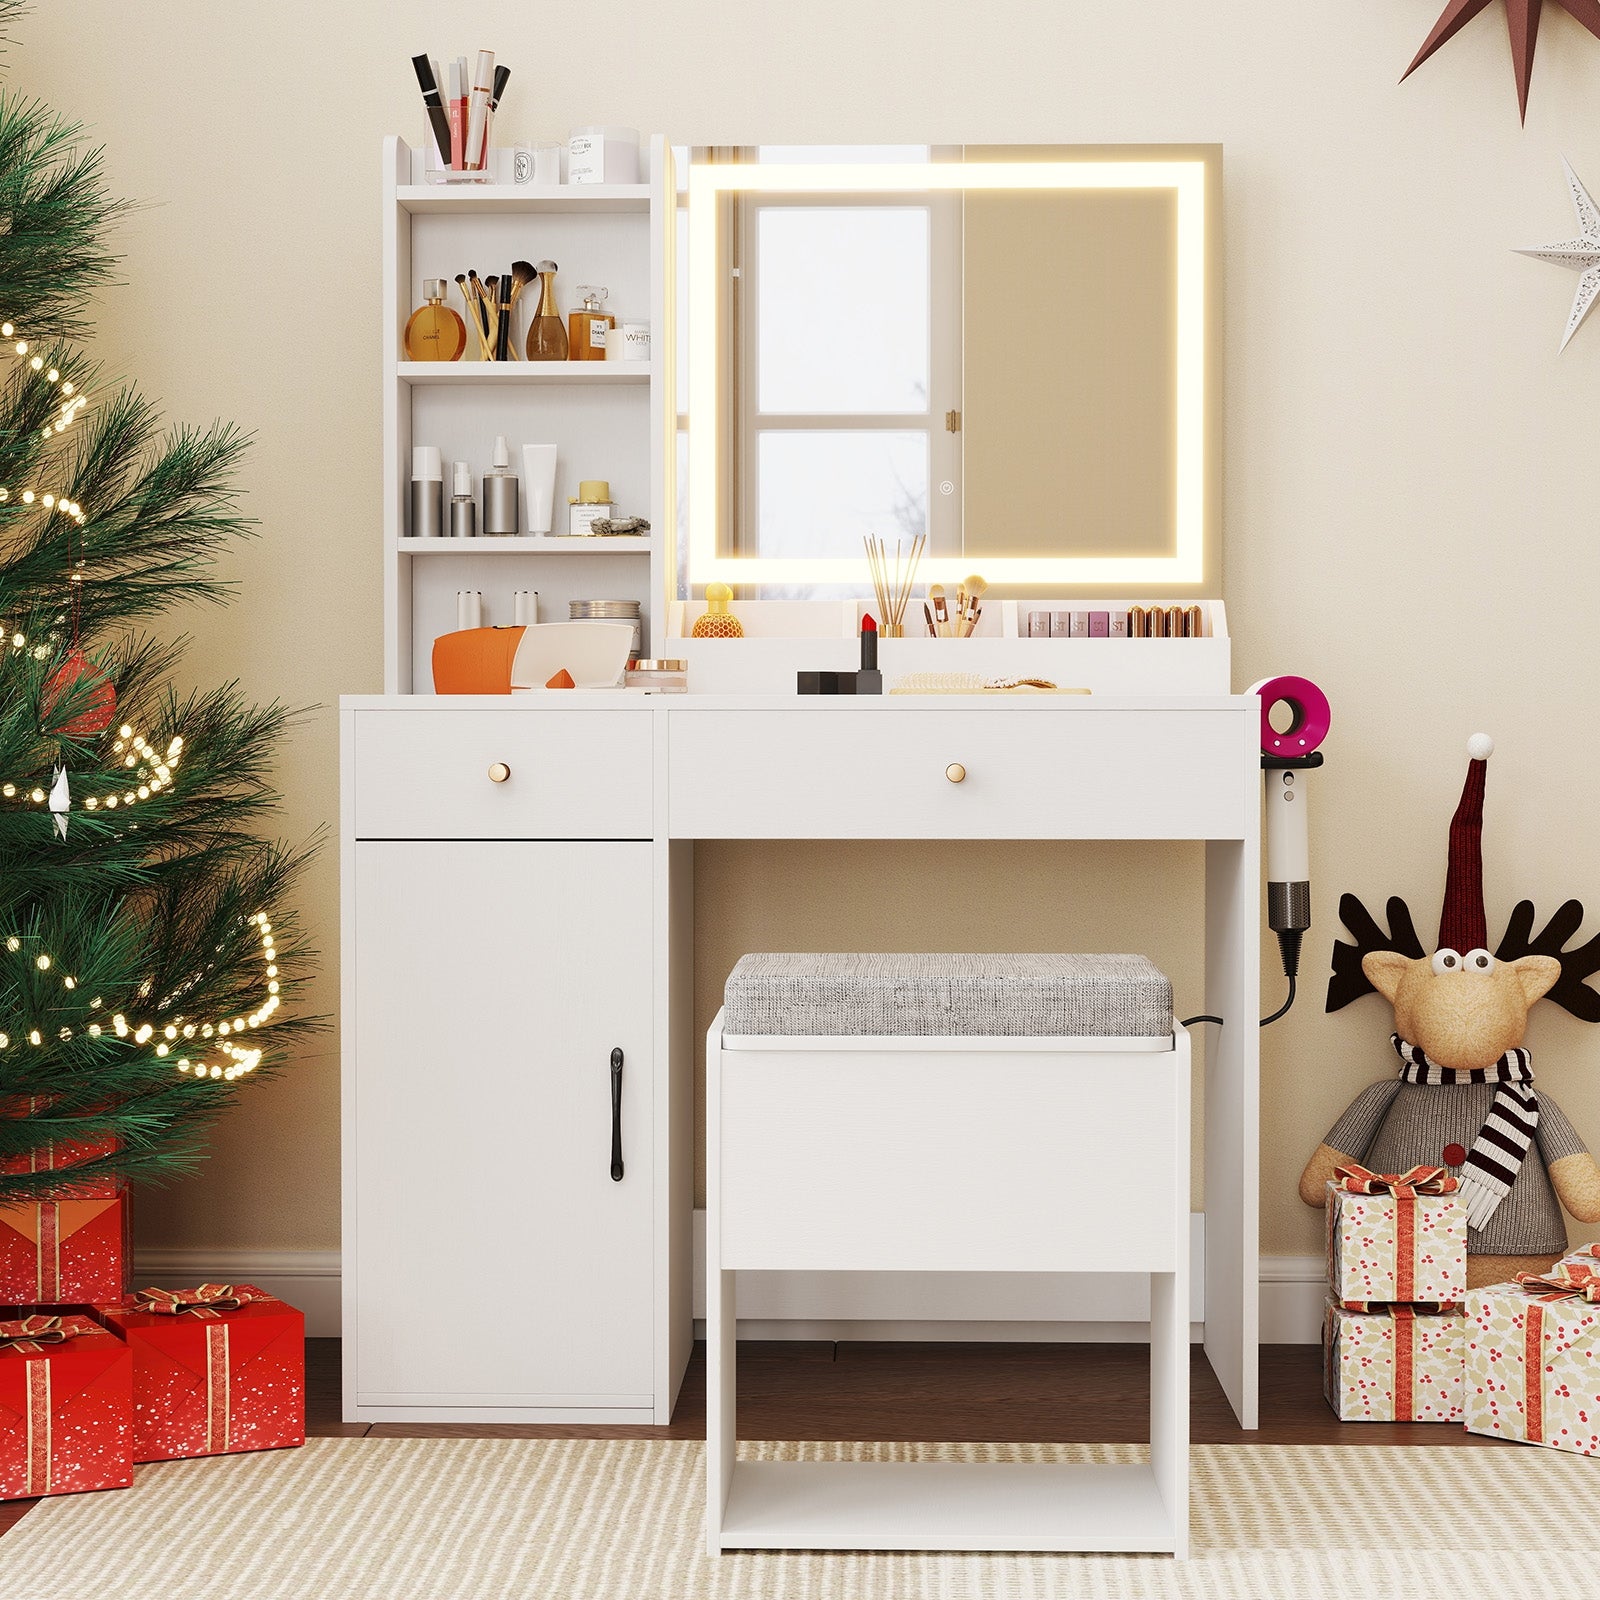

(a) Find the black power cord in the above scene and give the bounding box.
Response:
[1179,973,1297,1032]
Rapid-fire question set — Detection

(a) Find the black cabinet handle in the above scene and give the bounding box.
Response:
[609,1047,624,1182]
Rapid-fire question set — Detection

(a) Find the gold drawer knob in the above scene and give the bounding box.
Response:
[945,762,966,784]
[487,762,511,784]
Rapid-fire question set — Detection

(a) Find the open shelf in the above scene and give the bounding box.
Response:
[718,1460,1178,1554]
[397,184,652,216]
[397,361,652,387]
[398,537,654,555]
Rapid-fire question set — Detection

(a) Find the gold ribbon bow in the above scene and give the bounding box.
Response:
[1515,1264,1600,1303]
[1334,1163,1459,1197]
[134,1283,263,1317]
[0,1314,96,1352]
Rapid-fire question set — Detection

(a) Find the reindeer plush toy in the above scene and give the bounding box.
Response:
[1299,735,1600,1289]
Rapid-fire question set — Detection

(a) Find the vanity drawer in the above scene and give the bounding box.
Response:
[667,706,1253,840]
[351,709,653,839]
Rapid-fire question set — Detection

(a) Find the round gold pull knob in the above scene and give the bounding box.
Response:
[487,762,511,784]
[945,762,966,784]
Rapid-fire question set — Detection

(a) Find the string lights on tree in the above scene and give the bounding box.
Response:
[0,55,319,1203]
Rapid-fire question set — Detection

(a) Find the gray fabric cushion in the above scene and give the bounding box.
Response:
[722,953,1172,1038]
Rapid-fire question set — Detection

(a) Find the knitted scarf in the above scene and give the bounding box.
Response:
[1392,1034,1537,1230]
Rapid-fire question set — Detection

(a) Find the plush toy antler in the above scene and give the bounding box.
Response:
[1496,900,1600,1023]
[1327,893,1426,1012]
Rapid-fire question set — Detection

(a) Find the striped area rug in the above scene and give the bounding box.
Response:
[0,1437,1593,1599]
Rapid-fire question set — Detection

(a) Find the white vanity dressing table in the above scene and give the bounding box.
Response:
[342,137,1261,1445]
[340,689,1260,1428]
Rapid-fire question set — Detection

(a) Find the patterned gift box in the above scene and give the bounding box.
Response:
[1464,1266,1600,1456]
[1325,1165,1467,1308]
[0,1313,131,1500]
[95,1284,303,1463]
[1323,1298,1465,1422]
[0,1188,128,1306]
[1559,1242,1600,1276]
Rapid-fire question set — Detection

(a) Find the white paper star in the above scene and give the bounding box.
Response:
[1516,158,1600,352]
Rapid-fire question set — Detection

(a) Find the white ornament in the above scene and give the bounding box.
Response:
[48,763,69,839]
[1515,158,1600,353]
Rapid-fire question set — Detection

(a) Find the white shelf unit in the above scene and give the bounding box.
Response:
[382,136,675,693]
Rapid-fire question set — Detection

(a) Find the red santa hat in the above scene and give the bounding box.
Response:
[1438,733,1494,953]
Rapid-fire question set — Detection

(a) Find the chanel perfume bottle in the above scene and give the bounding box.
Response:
[568,286,614,361]
[403,280,467,361]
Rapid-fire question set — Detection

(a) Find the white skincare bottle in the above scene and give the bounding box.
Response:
[410,446,444,539]
[521,442,558,534]
[449,460,476,538]
[481,434,520,536]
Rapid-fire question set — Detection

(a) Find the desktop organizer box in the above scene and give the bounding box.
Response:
[706,952,1191,1557]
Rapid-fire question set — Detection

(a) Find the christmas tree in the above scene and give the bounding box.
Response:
[0,7,317,1202]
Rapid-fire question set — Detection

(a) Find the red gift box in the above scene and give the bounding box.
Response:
[0,1094,119,1176]
[96,1284,304,1462]
[0,1189,128,1305]
[0,1313,131,1499]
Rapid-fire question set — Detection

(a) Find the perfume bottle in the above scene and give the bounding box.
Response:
[525,260,569,360]
[691,581,744,638]
[404,279,467,361]
[568,285,614,361]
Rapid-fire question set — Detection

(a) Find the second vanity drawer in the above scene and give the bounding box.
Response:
[350,709,654,839]
[666,706,1254,840]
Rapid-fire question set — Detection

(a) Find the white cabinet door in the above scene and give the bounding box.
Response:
[351,840,654,1410]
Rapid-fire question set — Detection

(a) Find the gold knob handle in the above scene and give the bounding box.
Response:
[945,762,966,784]
[487,762,511,784]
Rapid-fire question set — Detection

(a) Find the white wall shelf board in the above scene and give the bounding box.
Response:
[397,361,653,386]
[399,537,654,555]
[397,184,652,216]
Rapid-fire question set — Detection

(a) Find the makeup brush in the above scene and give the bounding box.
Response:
[960,574,988,636]
[924,601,937,637]
[494,266,513,362]
[930,583,949,637]
[508,259,537,306]
[456,273,492,359]
[481,274,501,358]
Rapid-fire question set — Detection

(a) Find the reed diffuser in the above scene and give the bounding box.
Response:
[863,534,924,638]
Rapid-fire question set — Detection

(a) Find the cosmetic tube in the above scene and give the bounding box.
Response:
[411,446,444,539]
[456,590,482,631]
[465,51,495,172]
[513,590,537,626]
[521,443,557,534]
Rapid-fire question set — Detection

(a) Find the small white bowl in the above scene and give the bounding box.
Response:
[510,621,634,689]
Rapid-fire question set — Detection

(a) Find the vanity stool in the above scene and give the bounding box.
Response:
[705,953,1191,1558]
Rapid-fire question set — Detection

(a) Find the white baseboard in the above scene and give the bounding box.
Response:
[137,1242,1330,1347]
[1259,1253,1327,1345]
[134,1248,341,1338]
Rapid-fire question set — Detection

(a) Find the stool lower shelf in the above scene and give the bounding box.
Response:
[720,1459,1180,1554]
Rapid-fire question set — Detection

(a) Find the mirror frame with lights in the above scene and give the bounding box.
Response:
[684,146,1222,594]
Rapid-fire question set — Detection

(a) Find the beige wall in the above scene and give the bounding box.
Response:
[16,4,1600,1261]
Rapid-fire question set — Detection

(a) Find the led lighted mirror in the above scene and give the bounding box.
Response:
[684,146,1221,591]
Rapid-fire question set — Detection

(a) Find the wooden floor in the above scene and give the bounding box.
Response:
[0,1338,1504,1537]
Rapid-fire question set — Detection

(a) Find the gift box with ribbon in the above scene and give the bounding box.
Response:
[1325,1165,1467,1309]
[0,1094,119,1177]
[1464,1265,1600,1455]
[0,1313,131,1499]
[1322,1298,1465,1422]
[0,1186,128,1306]
[94,1284,303,1463]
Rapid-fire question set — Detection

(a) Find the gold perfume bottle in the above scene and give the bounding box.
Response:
[403,279,467,361]
[525,260,569,360]
[568,285,615,361]
[691,581,744,638]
